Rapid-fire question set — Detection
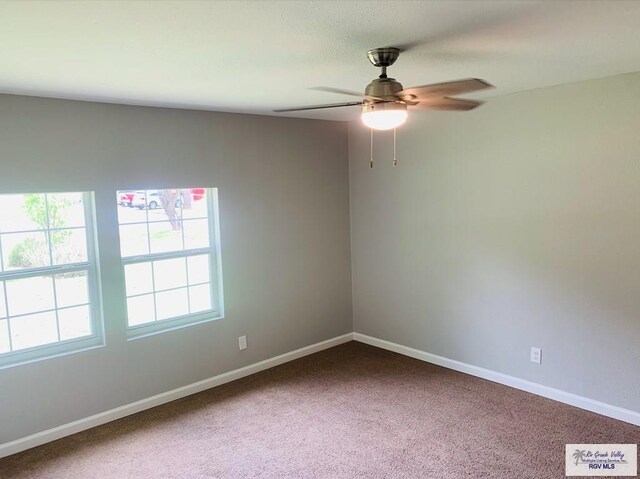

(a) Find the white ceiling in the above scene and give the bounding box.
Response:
[1,0,640,121]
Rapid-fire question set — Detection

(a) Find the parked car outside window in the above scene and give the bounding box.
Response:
[118,190,136,206]
[129,189,204,210]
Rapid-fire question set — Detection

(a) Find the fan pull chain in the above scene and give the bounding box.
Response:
[370,128,374,168]
[392,128,397,167]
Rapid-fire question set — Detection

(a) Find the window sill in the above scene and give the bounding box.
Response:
[0,336,105,369]
[126,312,224,341]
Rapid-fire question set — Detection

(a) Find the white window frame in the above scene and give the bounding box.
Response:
[0,192,104,368]
[120,188,224,339]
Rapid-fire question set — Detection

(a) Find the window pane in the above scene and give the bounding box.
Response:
[52,228,87,265]
[153,257,187,291]
[10,311,58,351]
[147,206,173,222]
[156,288,189,321]
[117,191,147,224]
[189,284,211,313]
[138,190,163,211]
[181,190,208,219]
[187,254,210,285]
[124,262,153,296]
[119,223,150,257]
[6,276,55,316]
[0,319,10,353]
[127,294,155,326]
[1,231,50,271]
[183,219,210,250]
[0,283,6,318]
[59,305,91,341]
[46,193,85,228]
[55,272,89,308]
[149,221,183,254]
[0,194,46,232]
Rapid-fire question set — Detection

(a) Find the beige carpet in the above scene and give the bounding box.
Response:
[1,341,638,478]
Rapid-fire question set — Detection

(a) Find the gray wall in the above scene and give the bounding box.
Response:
[0,94,352,443]
[349,72,640,412]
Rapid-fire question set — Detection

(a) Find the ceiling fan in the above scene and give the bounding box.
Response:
[274,47,493,131]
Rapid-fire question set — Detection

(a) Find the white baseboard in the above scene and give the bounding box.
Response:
[353,332,640,427]
[0,333,354,459]
[3,331,636,459]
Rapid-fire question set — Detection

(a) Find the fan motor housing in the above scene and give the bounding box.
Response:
[362,98,407,114]
[365,77,404,99]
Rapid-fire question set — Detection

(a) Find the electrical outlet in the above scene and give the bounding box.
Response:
[238,335,247,351]
[530,347,542,364]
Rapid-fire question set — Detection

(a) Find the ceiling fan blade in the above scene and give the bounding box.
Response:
[398,79,493,100]
[273,101,363,113]
[412,97,484,111]
[311,86,386,101]
[389,41,421,53]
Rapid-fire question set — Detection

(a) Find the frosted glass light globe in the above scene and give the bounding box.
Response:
[361,110,408,130]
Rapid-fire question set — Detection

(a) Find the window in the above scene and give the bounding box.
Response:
[0,192,102,367]
[117,188,223,337]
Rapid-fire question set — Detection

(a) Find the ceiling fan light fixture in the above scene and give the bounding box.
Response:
[361,102,408,130]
